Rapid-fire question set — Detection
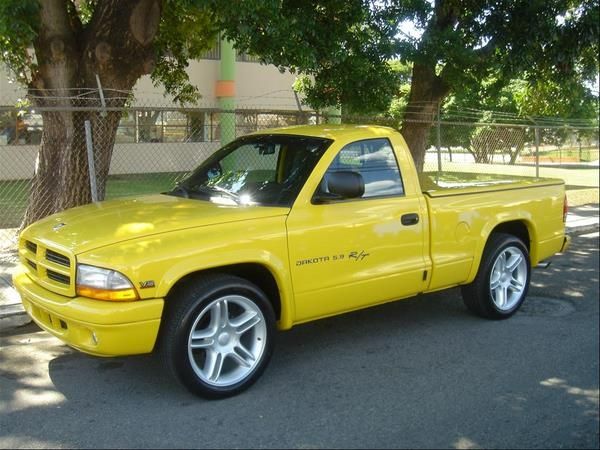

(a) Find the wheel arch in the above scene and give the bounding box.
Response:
[467,219,538,283]
[162,263,287,327]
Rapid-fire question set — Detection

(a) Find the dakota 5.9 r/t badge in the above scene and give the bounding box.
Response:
[295,250,370,266]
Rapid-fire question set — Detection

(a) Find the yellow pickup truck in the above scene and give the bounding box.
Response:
[13,125,570,398]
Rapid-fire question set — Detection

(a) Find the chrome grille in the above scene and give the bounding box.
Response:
[46,249,70,267]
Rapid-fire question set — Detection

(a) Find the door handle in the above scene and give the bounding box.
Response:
[401,213,419,226]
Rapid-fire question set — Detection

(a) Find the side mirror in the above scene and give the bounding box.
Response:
[313,171,364,203]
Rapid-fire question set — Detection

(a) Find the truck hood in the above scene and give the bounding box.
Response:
[22,194,290,255]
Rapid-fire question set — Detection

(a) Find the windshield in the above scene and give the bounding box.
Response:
[168,134,333,207]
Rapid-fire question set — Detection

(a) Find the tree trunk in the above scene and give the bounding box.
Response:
[399,63,450,172]
[399,0,461,172]
[22,0,161,228]
[508,129,526,165]
[509,141,524,165]
[138,110,161,142]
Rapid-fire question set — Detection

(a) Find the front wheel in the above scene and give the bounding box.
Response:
[159,274,275,398]
[462,233,531,319]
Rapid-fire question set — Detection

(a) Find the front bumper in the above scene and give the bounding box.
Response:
[13,267,164,357]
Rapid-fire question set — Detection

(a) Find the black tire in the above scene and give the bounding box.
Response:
[159,274,276,399]
[461,232,531,320]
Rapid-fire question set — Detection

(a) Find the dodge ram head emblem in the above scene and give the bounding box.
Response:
[52,222,66,231]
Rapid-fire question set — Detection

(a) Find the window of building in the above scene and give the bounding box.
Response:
[0,111,42,145]
[236,52,261,63]
[200,37,221,60]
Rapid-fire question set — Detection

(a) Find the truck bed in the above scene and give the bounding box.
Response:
[419,171,564,197]
[418,171,566,294]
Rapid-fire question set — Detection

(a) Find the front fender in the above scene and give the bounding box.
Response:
[77,216,296,330]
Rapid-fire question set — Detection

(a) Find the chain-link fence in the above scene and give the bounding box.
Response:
[0,101,330,259]
[1,99,598,264]
[426,121,599,177]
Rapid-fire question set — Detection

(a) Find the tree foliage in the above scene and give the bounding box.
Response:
[212,0,599,167]
[2,1,597,117]
[152,1,217,103]
[207,0,404,113]
[0,0,40,85]
[0,0,217,103]
[0,0,220,225]
[442,75,598,123]
[0,0,598,225]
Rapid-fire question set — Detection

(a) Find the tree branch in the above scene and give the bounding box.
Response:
[66,0,84,35]
[81,0,163,95]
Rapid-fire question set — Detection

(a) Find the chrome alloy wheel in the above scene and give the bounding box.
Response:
[489,246,528,311]
[187,295,267,387]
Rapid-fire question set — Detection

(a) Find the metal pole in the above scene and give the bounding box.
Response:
[293,90,303,113]
[534,127,540,178]
[436,102,442,172]
[324,106,342,124]
[95,74,107,118]
[84,120,99,202]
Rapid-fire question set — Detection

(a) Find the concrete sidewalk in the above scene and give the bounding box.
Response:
[1,203,598,331]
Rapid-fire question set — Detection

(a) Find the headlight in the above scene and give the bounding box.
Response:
[76,264,138,301]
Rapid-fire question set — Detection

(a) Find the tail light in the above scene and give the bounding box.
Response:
[563,195,568,223]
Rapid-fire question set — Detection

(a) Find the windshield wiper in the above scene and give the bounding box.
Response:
[166,184,190,198]
[193,185,240,204]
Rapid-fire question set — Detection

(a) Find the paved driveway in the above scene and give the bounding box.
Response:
[1,233,598,449]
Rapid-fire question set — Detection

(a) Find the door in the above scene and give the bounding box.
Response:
[286,138,428,323]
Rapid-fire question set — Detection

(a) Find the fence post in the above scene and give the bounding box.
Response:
[324,106,342,124]
[534,127,540,178]
[84,120,99,203]
[95,74,107,118]
[436,102,442,172]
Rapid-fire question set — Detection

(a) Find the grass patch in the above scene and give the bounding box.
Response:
[0,172,188,228]
[105,172,187,198]
[537,148,599,162]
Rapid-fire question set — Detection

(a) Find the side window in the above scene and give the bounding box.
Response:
[322,138,404,198]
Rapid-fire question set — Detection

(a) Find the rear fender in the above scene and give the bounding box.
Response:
[466,217,538,284]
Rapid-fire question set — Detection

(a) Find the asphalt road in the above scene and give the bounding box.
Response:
[1,233,598,449]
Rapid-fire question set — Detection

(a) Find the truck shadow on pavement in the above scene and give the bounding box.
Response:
[45,285,478,402]
[1,233,597,448]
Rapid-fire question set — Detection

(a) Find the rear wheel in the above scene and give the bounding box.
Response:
[160,274,275,398]
[462,233,531,319]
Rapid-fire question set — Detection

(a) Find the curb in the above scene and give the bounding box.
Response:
[0,312,31,334]
[0,303,28,329]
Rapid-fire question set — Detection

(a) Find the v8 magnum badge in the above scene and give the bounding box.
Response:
[52,222,66,231]
[139,280,156,289]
